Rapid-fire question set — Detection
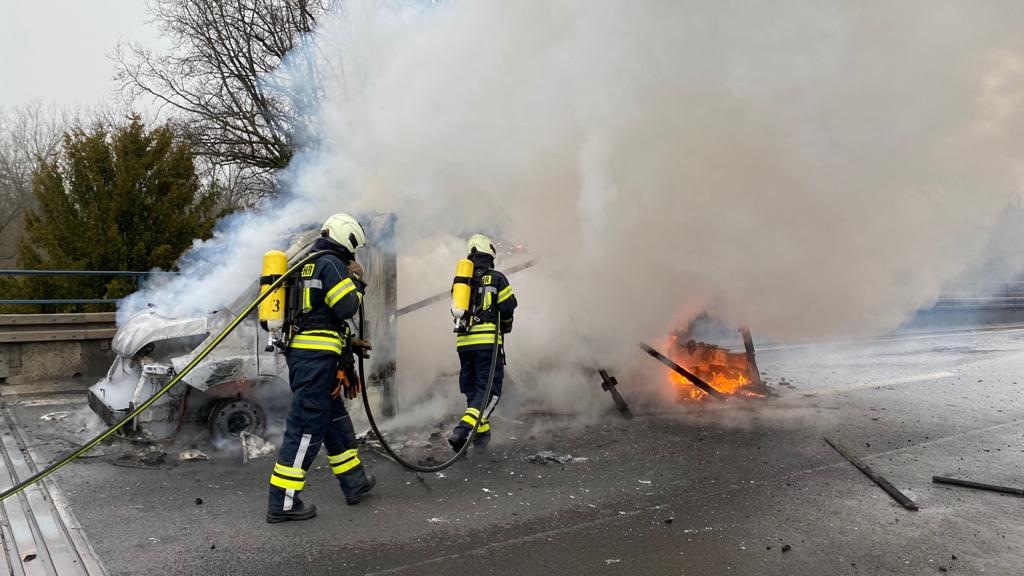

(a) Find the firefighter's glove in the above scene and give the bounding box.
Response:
[351,338,373,359]
[500,318,514,334]
[347,260,364,280]
[336,366,361,400]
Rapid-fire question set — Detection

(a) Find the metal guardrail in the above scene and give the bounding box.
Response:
[0,270,176,306]
[0,313,117,343]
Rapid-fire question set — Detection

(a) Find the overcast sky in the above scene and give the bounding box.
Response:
[0,0,157,109]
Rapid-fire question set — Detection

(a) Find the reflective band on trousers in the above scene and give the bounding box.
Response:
[270,462,306,491]
[460,407,481,427]
[289,331,344,354]
[325,278,356,307]
[328,449,360,475]
[477,418,490,433]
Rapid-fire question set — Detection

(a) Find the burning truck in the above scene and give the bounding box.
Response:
[87,215,397,441]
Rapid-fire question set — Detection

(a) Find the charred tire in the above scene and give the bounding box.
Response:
[208,398,267,440]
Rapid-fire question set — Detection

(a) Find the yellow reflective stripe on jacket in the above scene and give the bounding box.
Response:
[456,334,502,348]
[302,286,312,312]
[273,463,306,480]
[467,323,497,333]
[328,449,360,475]
[497,286,513,303]
[289,333,344,354]
[325,278,357,307]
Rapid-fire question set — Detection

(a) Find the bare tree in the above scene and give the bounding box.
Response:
[0,103,65,263]
[116,0,333,202]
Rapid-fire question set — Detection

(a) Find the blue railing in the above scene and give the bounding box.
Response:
[0,270,177,306]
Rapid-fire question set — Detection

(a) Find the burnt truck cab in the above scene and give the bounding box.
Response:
[88,215,397,442]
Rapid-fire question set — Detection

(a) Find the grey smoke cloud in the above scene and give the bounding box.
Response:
[126,1,1024,414]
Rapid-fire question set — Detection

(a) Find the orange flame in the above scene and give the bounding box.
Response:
[670,371,757,401]
[664,337,763,402]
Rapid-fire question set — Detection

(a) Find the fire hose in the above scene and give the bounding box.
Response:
[356,304,500,473]
[0,249,496,502]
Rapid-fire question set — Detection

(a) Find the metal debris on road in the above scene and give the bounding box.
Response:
[39,411,71,421]
[178,449,209,461]
[824,437,919,510]
[932,475,1024,497]
[527,451,588,465]
[240,431,276,464]
[598,369,633,419]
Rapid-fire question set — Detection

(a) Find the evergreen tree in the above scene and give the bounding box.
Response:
[14,117,225,311]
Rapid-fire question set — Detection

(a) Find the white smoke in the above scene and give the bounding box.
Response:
[124,1,1024,413]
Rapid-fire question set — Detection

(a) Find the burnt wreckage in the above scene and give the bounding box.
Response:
[88,215,397,441]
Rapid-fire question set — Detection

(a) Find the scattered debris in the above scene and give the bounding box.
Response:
[527,451,588,465]
[39,411,71,422]
[194,498,203,506]
[179,449,209,461]
[932,476,1024,497]
[824,437,919,511]
[664,517,674,524]
[240,431,276,464]
[638,480,652,485]
[597,369,633,419]
[604,559,621,565]
[22,553,36,562]
[115,446,167,469]
[427,517,447,523]
[782,544,792,553]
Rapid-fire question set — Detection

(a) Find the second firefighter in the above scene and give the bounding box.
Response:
[449,234,518,452]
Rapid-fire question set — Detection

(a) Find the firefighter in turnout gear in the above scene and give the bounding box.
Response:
[266,213,376,523]
[448,234,518,452]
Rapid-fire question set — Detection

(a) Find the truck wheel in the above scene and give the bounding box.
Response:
[208,398,267,440]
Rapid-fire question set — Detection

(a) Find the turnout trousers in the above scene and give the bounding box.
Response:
[267,350,369,513]
[453,346,504,442]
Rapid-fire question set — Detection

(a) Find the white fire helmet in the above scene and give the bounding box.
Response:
[467,234,496,258]
[321,213,366,253]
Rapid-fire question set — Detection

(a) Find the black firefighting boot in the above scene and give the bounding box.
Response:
[447,427,469,453]
[338,467,377,505]
[266,498,317,524]
[472,430,491,450]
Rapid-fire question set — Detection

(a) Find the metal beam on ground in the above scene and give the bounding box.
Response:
[824,437,919,511]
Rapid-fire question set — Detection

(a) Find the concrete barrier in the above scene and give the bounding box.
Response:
[0,313,117,385]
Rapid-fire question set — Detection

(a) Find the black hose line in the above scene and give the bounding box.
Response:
[358,306,500,473]
[0,249,336,503]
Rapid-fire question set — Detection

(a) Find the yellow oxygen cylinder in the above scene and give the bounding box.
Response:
[451,258,474,323]
[259,250,288,332]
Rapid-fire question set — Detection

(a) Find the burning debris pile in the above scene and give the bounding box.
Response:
[665,336,765,401]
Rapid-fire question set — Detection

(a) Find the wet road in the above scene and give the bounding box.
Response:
[8,326,1024,575]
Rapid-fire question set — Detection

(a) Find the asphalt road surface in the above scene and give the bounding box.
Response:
[7,326,1024,576]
